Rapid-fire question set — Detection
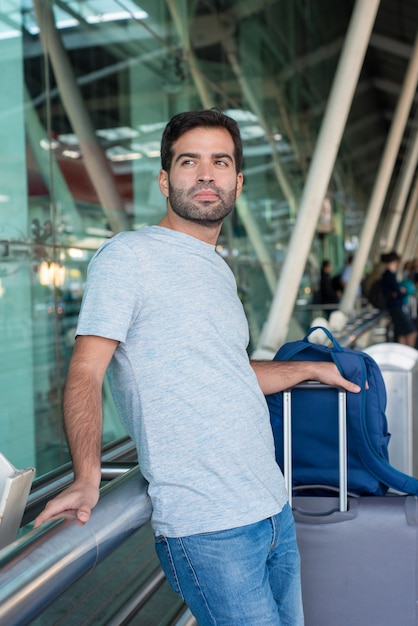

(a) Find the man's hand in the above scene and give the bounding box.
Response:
[310,361,362,393]
[33,479,100,528]
[251,359,362,395]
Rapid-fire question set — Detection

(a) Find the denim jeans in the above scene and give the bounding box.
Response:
[155,503,304,625]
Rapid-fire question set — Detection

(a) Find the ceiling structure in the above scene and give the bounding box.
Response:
[15,0,418,254]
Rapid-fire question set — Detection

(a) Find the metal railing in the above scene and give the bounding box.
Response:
[22,437,137,524]
[0,467,151,625]
[333,309,389,347]
[0,438,197,626]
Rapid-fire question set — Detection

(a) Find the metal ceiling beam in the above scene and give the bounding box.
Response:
[382,127,418,250]
[33,0,130,234]
[341,27,418,311]
[276,38,344,82]
[403,192,418,261]
[343,113,381,137]
[343,138,385,164]
[395,174,418,254]
[255,0,380,354]
[370,32,414,59]
[373,77,418,99]
[166,0,214,109]
[224,45,298,220]
[165,0,279,295]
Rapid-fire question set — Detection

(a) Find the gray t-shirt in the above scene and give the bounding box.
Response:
[77,226,287,537]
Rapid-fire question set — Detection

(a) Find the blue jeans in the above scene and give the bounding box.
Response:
[155,503,304,625]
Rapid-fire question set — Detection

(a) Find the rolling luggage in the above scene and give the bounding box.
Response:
[284,383,418,626]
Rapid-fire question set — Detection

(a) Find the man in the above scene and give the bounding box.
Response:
[35,110,360,625]
[381,250,417,347]
[319,259,341,306]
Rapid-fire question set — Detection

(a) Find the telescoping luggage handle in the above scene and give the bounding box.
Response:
[283,382,348,512]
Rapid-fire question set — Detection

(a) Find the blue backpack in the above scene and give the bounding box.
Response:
[266,326,418,496]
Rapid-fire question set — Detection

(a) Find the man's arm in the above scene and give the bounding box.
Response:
[250,359,361,396]
[34,335,118,527]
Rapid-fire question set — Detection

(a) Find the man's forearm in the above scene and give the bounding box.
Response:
[63,362,103,487]
[250,360,317,395]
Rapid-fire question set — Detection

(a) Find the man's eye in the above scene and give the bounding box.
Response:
[215,160,228,167]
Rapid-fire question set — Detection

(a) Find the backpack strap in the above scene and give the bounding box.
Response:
[277,326,343,362]
[332,350,418,495]
[304,326,344,352]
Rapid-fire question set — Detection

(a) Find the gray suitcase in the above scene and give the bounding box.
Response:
[284,383,418,626]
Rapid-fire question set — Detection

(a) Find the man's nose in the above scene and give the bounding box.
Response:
[197,164,214,182]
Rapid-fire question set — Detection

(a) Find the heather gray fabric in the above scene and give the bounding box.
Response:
[77,226,287,536]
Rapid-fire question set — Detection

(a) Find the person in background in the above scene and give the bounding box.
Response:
[381,251,417,347]
[340,254,362,298]
[400,259,417,320]
[34,109,361,626]
[362,258,385,302]
[320,260,341,311]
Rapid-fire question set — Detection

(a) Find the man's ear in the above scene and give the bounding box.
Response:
[236,172,244,198]
[158,169,169,198]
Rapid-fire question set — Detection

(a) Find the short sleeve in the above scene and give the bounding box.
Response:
[76,237,142,343]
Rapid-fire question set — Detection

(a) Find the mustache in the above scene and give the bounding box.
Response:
[190,183,221,194]
[187,183,224,198]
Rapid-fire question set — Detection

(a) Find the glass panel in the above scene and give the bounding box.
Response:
[0,1,375,476]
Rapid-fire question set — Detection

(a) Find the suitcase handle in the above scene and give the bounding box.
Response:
[283,381,348,512]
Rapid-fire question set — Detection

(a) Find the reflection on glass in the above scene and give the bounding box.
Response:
[0,1,360,477]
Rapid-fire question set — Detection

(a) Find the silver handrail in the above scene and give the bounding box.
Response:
[334,310,388,347]
[0,466,151,626]
[22,438,136,523]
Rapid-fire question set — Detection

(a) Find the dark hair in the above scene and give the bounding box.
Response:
[381,250,401,264]
[160,109,243,173]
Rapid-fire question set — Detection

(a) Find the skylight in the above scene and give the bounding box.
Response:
[0,0,148,39]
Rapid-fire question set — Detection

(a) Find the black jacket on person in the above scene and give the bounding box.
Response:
[320,270,340,304]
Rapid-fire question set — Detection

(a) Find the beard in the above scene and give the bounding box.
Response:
[168,181,237,227]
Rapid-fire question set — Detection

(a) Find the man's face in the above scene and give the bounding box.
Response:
[158,127,243,227]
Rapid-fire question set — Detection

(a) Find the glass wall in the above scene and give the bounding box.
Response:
[0,1,366,476]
